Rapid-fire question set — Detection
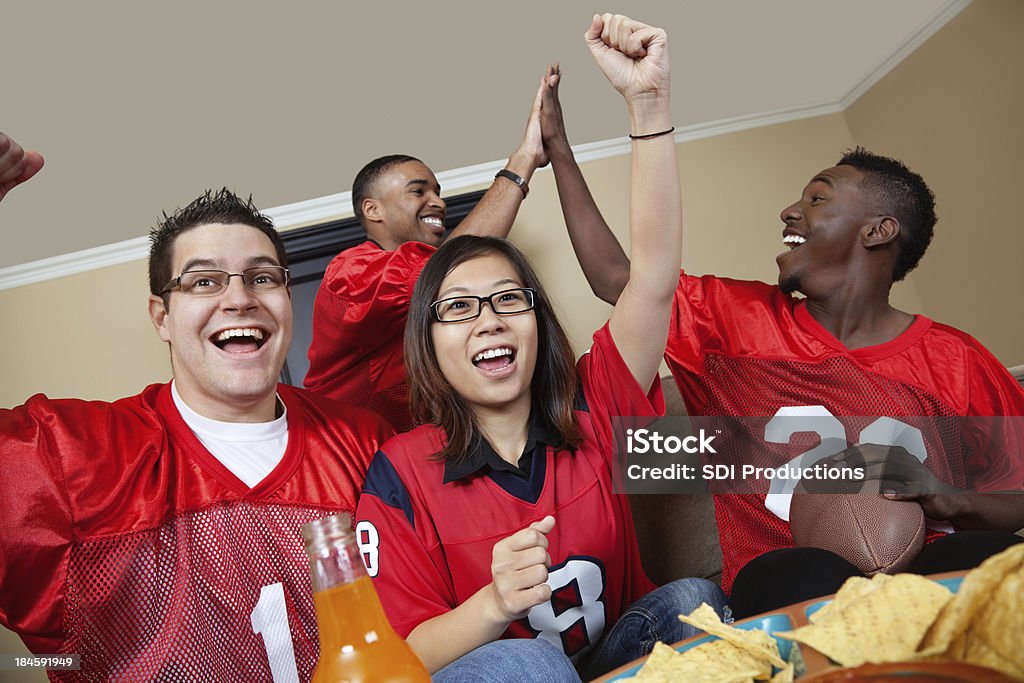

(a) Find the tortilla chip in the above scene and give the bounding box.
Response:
[810,574,891,624]
[777,573,951,667]
[679,639,773,681]
[957,558,1024,678]
[678,603,787,668]
[632,642,682,683]
[637,549,1024,682]
[634,638,772,683]
[918,542,1024,657]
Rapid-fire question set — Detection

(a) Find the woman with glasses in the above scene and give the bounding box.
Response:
[354,15,727,682]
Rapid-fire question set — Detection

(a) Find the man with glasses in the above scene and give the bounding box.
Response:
[304,70,553,433]
[0,137,392,681]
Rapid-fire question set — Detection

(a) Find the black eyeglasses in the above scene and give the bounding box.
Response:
[160,266,290,296]
[431,287,537,323]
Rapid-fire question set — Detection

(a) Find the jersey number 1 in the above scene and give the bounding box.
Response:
[251,582,300,683]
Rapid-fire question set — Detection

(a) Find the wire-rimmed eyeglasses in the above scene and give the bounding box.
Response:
[159,266,290,296]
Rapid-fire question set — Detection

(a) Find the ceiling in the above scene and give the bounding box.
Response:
[1,0,966,270]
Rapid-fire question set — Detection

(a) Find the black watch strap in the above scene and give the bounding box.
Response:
[494,169,529,198]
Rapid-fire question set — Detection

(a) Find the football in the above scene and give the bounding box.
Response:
[789,492,926,575]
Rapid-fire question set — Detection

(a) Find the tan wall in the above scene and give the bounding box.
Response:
[844,0,1024,366]
[0,261,172,408]
[0,636,40,681]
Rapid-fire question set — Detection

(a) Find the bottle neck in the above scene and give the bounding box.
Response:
[303,514,400,651]
[308,537,367,593]
[307,534,395,646]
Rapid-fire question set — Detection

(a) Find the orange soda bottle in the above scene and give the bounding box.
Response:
[302,513,431,683]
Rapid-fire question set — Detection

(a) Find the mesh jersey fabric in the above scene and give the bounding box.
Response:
[305,240,436,432]
[355,323,662,661]
[665,273,1024,594]
[0,383,392,682]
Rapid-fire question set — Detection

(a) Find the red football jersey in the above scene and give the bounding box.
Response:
[354,323,660,661]
[0,383,392,682]
[666,274,1024,594]
[305,240,435,432]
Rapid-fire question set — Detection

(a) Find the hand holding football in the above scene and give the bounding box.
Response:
[790,491,926,575]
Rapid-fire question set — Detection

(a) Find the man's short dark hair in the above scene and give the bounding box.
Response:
[352,154,422,226]
[148,188,286,302]
[837,147,937,281]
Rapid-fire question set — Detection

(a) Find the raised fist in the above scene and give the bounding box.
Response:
[585,13,670,103]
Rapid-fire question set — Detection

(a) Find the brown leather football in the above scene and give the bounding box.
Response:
[789,493,926,575]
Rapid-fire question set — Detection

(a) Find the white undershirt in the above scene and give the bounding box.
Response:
[171,381,289,488]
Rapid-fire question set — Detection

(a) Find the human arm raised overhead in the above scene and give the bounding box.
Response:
[540,65,631,305]
[587,13,680,390]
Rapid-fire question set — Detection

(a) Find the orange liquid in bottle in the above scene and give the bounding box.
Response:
[311,571,430,683]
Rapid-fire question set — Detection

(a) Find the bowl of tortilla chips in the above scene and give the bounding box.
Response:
[596,543,1024,682]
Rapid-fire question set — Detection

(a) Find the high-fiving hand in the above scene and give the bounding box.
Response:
[539,63,569,153]
[513,70,554,172]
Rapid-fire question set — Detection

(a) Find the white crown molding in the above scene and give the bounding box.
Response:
[0,236,152,290]
[0,0,970,292]
[839,0,971,109]
[263,191,354,231]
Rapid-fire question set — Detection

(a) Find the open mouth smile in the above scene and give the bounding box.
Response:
[471,346,517,376]
[421,216,445,234]
[782,233,806,249]
[211,327,267,354]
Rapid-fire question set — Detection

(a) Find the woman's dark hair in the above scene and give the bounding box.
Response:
[405,235,583,462]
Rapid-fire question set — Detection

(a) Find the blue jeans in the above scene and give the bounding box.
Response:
[579,578,728,680]
[432,578,728,682]
[433,638,581,682]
